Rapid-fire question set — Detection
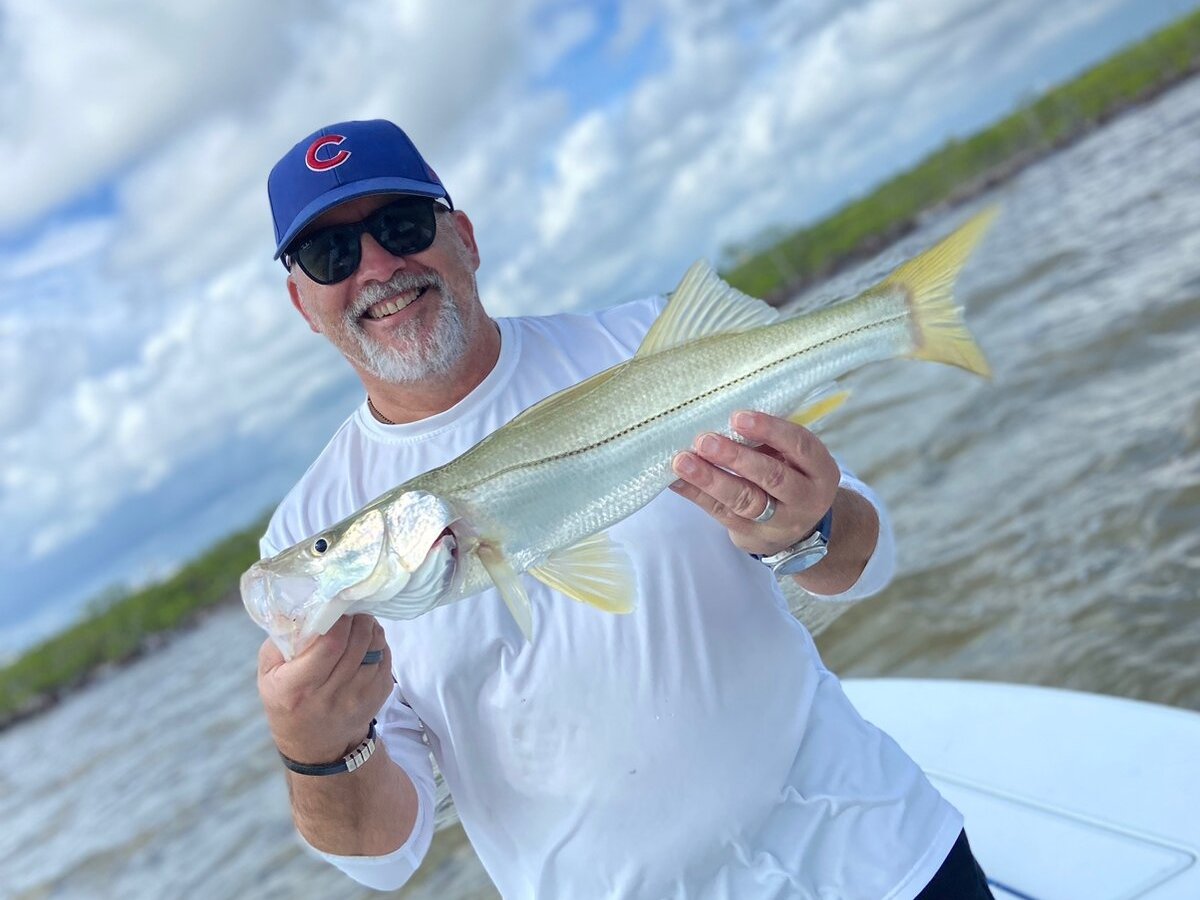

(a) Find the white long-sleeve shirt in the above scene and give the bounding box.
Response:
[262,299,962,899]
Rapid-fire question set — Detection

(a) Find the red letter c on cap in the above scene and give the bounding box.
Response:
[305,135,351,172]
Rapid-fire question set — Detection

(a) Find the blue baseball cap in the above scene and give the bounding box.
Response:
[268,119,453,259]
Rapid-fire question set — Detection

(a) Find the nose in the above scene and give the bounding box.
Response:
[356,231,408,283]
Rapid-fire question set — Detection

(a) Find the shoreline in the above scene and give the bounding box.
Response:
[0,589,247,733]
[764,62,1200,306]
[723,10,1200,302]
[0,523,263,732]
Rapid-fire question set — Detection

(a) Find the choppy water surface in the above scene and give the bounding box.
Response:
[2,78,1198,899]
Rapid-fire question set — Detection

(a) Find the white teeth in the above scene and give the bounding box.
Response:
[366,287,425,320]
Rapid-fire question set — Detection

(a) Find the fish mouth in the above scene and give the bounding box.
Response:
[240,562,320,660]
[243,527,461,660]
[241,493,462,660]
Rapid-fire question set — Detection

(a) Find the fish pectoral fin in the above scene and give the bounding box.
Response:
[476,543,534,642]
[636,260,780,357]
[529,532,636,615]
[789,387,851,428]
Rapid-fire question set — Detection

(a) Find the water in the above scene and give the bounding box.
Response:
[810,74,1200,709]
[2,76,1198,899]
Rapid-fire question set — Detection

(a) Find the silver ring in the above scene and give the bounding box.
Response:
[361,649,384,666]
[751,494,777,524]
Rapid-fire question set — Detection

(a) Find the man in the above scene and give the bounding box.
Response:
[256,119,993,898]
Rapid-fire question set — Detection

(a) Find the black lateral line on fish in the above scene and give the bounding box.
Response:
[454,314,904,493]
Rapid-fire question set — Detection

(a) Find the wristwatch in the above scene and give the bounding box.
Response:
[755,507,833,576]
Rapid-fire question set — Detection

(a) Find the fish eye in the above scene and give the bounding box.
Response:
[313,537,329,554]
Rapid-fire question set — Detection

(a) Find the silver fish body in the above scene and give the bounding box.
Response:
[424,291,909,589]
[243,210,995,658]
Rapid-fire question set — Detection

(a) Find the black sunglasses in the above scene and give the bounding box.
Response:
[284,197,439,285]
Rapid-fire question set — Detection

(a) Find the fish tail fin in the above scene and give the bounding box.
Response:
[883,207,997,379]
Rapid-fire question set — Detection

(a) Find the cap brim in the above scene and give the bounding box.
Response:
[273,177,451,258]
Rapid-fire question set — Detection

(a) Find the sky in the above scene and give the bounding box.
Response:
[1,0,1194,658]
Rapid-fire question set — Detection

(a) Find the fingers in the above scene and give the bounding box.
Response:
[257,614,393,764]
[671,447,776,525]
[350,627,396,714]
[325,614,382,688]
[730,412,841,488]
[669,412,841,554]
[287,614,356,684]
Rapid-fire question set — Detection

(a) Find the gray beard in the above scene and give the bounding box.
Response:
[343,271,470,384]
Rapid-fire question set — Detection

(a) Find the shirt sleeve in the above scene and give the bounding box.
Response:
[803,460,897,603]
[299,685,439,891]
[593,294,668,355]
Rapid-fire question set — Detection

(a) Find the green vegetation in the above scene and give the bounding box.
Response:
[0,519,265,726]
[722,9,1200,299]
[3,10,1199,730]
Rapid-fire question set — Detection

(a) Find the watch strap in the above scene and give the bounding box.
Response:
[279,719,378,776]
[752,506,834,568]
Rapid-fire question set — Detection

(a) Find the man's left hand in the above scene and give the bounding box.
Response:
[669,411,840,557]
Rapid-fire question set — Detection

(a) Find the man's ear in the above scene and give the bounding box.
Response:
[287,274,321,334]
[449,210,481,271]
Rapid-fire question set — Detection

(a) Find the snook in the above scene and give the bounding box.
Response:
[243,209,996,658]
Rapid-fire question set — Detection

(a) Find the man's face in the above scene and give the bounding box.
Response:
[286,195,483,384]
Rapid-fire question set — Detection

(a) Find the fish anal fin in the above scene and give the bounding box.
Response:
[790,388,851,428]
[636,260,779,357]
[476,543,534,641]
[529,532,636,615]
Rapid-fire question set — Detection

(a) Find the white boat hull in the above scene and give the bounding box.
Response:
[841,679,1200,899]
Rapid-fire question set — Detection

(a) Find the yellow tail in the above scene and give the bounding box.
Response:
[883,207,997,378]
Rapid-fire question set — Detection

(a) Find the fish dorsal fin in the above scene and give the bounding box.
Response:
[790,387,851,428]
[476,543,534,641]
[529,531,636,614]
[636,259,779,357]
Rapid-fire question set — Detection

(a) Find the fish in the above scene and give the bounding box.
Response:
[242,208,997,659]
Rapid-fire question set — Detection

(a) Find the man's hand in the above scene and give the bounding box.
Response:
[258,614,393,765]
[257,614,421,861]
[669,411,840,557]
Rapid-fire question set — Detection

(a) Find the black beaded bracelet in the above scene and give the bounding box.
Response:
[279,719,378,776]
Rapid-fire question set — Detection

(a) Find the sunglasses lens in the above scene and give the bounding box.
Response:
[295,227,362,285]
[373,200,437,258]
[290,199,439,285]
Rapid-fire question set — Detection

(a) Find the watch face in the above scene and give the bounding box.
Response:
[774,545,829,576]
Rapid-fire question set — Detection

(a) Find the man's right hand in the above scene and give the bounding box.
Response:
[257,614,393,765]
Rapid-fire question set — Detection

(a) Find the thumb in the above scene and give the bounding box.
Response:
[257,636,285,677]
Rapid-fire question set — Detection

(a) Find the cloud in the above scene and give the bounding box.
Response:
[0,0,330,232]
[1,0,1154,643]
[1,0,563,570]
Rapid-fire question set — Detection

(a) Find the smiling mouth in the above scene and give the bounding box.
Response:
[364,285,431,320]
